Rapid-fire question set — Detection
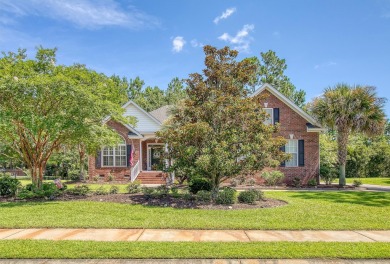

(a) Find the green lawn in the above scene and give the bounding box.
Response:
[1,191,389,230]
[346,177,390,186]
[0,241,389,259]
[19,179,129,193]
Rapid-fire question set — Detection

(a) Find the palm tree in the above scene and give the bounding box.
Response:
[311,84,386,186]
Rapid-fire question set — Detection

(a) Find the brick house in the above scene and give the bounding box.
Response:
[88,84,323,184]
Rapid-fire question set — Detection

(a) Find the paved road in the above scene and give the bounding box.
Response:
[1,228,389,242]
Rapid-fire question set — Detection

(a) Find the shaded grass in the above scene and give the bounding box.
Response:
[0,240,389,259]
[1,191,390,230]
[346,177,390,186]
[19,179,129,193]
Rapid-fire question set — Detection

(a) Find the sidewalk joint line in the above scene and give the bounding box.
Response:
[1,229,25,240]
[353,231,377,242]
[243,230,251,242]
[136,229,145,241]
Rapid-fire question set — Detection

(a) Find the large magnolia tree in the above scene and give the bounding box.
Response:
[310,84,386,186]
[0,48,134,187]
[157,46,288,195]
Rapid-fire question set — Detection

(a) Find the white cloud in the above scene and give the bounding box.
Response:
[213,7,236,24]
[172,36,186,53]
[190,39,203,48]
[0,0,160,29]
[218,24,255,52]
[314,61,337,70]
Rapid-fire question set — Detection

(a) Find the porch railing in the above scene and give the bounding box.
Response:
[130,160,140,182]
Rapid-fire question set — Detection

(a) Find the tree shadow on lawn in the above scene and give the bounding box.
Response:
[0,201,62,208]
[290,191,390,207]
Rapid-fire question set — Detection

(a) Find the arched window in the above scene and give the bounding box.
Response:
[102,139,127,167]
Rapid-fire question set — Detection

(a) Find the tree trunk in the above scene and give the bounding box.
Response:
[339,164,346,186]
[337,130,349,187]
[78,144,86,181]
[31,165,43,189]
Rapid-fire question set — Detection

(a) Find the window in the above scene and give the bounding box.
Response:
[263,108,273,125]
[285,139,298,167]
[102,139,127,167]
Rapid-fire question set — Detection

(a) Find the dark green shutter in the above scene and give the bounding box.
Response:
[298,140,304,167]
[96,151,101,168]
[127,145,131,168]
[280,145,286,167]
[273,108,280,124]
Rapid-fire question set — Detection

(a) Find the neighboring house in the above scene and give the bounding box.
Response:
[88,84,323,184]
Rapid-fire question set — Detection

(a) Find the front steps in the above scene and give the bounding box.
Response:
[136,171,166,184]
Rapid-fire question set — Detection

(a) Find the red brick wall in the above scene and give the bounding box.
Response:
[87,120,141,181]
[255,90,320,184]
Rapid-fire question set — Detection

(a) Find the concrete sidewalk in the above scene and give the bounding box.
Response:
[1,228,389,242]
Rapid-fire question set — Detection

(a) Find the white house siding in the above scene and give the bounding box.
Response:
[124,104,161,133]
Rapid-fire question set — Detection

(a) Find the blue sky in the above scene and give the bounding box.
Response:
[1,0,389,116]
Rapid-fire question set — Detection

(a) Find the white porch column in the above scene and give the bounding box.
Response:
[139,139,143,172]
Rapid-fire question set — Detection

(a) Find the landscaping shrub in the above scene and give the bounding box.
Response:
[307,178,317,187]
[261,170,284,186]
[107,173,114,182]
[216,187,236,205]
[188,178,211,194]
[291,177,302,188]
[196,190,211,202]
[126,180,141,194]
[170,186,180,198]
[17,182,60,199]
[109,185,119,194]
[246,178,256,186]
[0,176,21,197]
[155,185,170,197]
[66,184,90,196]
[230,178,238,187]
[142,187,156,199]
[183,192,195,201]
[94,186,108,195]
[93,175,99,182]
[320,164,338,185]
[353,179,362,187]
[238,189,263,204]
[67,169,80,181]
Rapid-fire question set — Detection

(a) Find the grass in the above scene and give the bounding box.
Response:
[1,191,389,230]
[19,179,130,193]
[0,240,389,259]
[346,177,390,186]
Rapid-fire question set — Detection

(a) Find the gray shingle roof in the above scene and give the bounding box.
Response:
[149,105,173,123]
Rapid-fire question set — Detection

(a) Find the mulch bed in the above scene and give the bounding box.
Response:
[0,193,287,210]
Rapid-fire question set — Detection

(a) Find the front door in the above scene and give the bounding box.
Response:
[147,145,164,171]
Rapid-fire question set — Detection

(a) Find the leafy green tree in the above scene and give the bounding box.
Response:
[157,46,288,196]
[310,84,386,186]
[165,77,187,105]
[247,50,306,107]
[0,47,134,188]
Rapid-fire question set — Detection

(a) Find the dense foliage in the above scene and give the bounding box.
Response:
[157,46,288,196]
[311,84,386,185]
[0,48,134,187]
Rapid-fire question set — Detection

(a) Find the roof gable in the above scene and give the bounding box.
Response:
[122,101,162,133]
[250,83,321,127]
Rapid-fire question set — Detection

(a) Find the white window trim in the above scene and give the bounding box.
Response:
[263,108,273,125]
[285,139,298,167]
[147,143,165,171]
[101,140,127,168]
